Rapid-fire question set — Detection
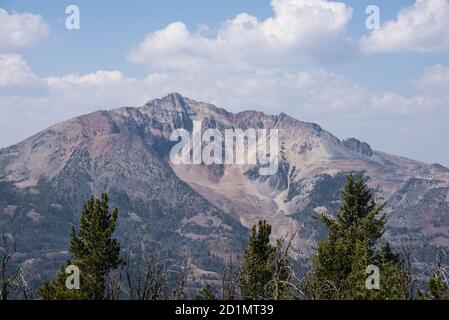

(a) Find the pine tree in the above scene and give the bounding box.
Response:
[304,174,410,299]
[425,276,448,300]
[239,220,292,299]
[418,252,449,300]
[194,283,216,300]
[39,193,122,300]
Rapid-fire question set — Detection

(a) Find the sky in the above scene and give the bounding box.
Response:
[0,0,448,166]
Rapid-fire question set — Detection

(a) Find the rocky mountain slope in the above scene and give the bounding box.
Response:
[1,93,448,288]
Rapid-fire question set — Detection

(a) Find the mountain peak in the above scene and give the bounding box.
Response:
[1,94,449,290]
[144,92,187,107]
[164,92,185,102]
[142,92,196,116]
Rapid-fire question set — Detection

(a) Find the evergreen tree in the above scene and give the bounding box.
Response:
[422,276,449,300]
[304,174,410,299]
[39,193,122,300]
[239,220,292,299]
[194,283,216,300]
[418,252,449,300]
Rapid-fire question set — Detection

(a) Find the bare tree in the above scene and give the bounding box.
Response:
[221,244,240,300]
[417,249,449,299]
[398,241,416,299]
[105,267,126,300]
[106,247,189,300]
[433,250,449,284]
[268,231,305,300]
[0,228,31,300]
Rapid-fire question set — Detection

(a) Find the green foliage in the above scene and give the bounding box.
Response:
[303,174,411,300]
[427,276,448,300]
[239,220,293,300]
[194,283,216,300]
[417,276,448,300]
[417,253,449,300]
[39,193,122,300]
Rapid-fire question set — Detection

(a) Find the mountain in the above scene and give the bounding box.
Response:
[1,93,448,289]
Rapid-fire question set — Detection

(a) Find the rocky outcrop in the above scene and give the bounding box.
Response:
[342,137,373,157]
[0,93,448,288]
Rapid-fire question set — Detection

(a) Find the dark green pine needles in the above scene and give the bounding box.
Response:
[302,174,412,299]
[239,220,293,300]
[39,193,121,300]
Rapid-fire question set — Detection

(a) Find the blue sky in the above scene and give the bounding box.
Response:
[0,0,448,165]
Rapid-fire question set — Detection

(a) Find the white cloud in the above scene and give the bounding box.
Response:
[47,71,129,89]
[0,64,143,147]
[1,55,448,127]
[0,51,448,167]
[416,64,449,93]
[43,71,141,113]
[0,54,46,94]
[138,68,371,115]
[0,8,49,50]
[361,0,449,53]
[128,0,354,71]
[1,1,448,164]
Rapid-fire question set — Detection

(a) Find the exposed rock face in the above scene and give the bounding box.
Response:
[342,138,373,157]
[0,93,448,288]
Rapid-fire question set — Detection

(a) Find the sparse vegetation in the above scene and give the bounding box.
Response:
[0,228,31,300]
[0,174,445,300]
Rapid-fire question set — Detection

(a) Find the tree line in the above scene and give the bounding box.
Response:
[1,174,448,300]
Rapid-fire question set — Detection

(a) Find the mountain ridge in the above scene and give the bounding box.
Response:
[0,93,448,289]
